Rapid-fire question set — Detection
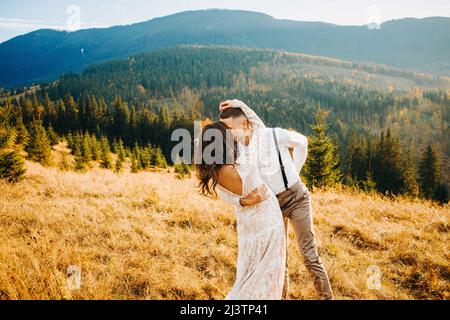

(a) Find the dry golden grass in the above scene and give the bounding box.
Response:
[0,157,449,300]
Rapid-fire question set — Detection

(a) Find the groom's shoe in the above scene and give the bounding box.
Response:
[313,274,334,300]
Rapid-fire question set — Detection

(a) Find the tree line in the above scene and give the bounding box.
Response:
[0,46,448,203]
[303,105,448,203]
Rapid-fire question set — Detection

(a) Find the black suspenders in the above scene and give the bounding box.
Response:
[272,129,289,190]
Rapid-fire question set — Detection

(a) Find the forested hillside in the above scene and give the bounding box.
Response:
[1,9,449,87]
[1,46,448,202]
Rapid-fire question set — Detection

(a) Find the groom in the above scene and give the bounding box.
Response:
[218,99,334,300]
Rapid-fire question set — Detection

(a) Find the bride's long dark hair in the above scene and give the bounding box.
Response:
[195,121,237,196]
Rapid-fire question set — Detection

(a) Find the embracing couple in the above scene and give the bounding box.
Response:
[195,100,333,300]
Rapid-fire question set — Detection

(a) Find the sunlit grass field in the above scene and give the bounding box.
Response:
[0,150,448,300]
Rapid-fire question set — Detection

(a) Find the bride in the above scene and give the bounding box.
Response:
[195,120,286,300]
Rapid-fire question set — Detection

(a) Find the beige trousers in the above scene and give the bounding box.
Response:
[277,181,334,300]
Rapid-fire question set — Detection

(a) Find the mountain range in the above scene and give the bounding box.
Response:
[1,9,449,88]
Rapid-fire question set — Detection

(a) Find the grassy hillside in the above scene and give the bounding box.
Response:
[0,150,448,300]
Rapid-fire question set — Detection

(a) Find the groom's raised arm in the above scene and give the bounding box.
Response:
[220,99,266,129]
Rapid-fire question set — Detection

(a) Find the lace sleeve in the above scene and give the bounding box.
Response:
[231,99,266,129]
[217,187,242,207]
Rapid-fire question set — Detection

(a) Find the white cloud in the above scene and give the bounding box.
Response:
[113,5,128,11]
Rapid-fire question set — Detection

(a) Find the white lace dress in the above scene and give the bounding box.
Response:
[217,161,286,300]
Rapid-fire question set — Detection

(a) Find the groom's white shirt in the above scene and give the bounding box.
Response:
[230,99,308,200]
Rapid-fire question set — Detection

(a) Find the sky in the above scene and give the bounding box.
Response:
[1,0,449,43]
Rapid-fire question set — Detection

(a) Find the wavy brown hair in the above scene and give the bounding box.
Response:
[195,121,237,196]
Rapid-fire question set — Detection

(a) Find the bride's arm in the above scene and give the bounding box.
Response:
[217,188,240,206]
[217,165,268,207]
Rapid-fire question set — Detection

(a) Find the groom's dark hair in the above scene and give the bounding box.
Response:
[219,107,246,120]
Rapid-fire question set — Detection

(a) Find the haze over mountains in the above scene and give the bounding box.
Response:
[0,9,449,88]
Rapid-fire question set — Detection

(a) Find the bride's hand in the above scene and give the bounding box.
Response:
[219,100,234,112]
[239,185,269,207]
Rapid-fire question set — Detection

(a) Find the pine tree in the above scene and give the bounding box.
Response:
[434,183,449,204]
[0,100,15,149]
[131,144,142,173]
[303,105,341,189]
[74,146,86,172]
[65,95,79,131]
[352,143,368,184]
[174,159,191,179]
[111,96,130,139]
[59,153,71,171]
[0,104,26,182]
[361,169,376,193]
[130,156,141,173]
[66,132,75,151]
[32,95,44,121]
[403,148,419,196]
[100,136,113,169]
[25,120,52,165]
[343,129,357,183]
[56,99,66,133]
[73,131,83,154]
[418,145,440,199]
[114,157,123,173]
[14,116,29,146]
[0,150,26,182]
[140,145,152,169]
[159,105,171,128]
[113,138,126,162]
[82,131,92,163]
[90,134,101,161]
[372,129,406,194]
[343,129,367,187]
[0,126,14,150]
[47,124,59,146]
[151,146,168,168]
[43,92,57,127]
[86,95,101,134]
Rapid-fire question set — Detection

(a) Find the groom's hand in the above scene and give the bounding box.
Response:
[239,185,269,207]
[219,100,234,112]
